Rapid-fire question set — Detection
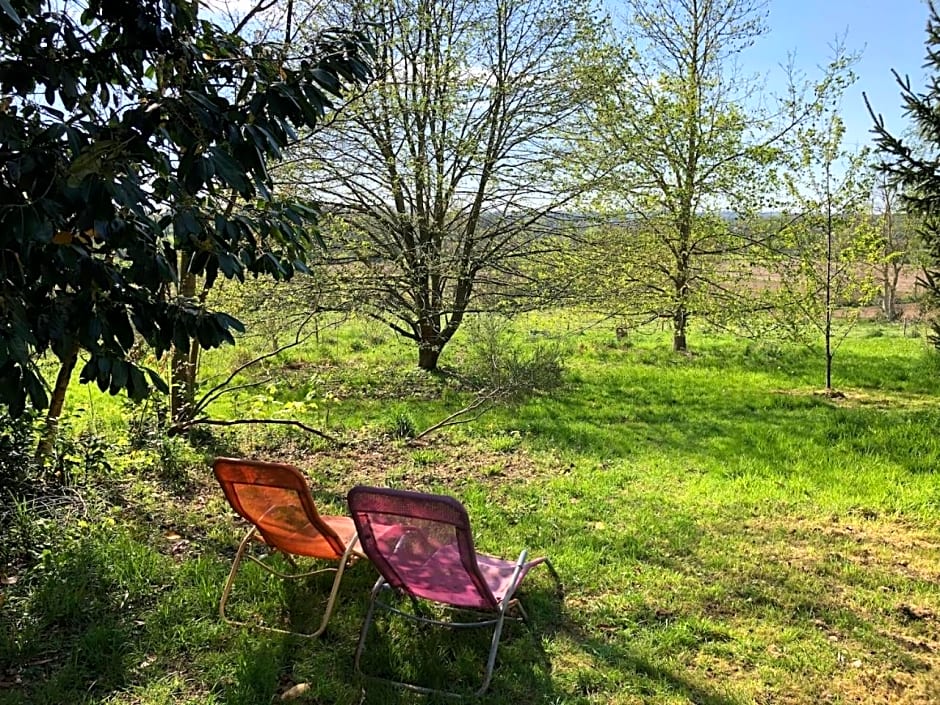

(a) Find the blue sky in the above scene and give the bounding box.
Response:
[751,0,931,150]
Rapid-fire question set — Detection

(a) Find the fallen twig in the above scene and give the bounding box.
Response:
[411,388,504,442]
[188,313,318,418]
[169,417,342,446]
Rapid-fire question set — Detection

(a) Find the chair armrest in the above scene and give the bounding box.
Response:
[502,549,529,605]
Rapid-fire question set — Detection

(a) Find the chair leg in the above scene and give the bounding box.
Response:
[309,536,359,638]
[476,607,509,697]
[220,527,356,638]
[219,526,257,625]
[355,554,562,697]
[355,582,509,699]
[354,576,386,674]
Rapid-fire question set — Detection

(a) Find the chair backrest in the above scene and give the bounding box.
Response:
[347,486,498,610]
[213,457,346,558]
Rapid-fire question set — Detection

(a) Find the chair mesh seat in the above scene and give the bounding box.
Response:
[231,483,358,559]
[349,491,498,611]
[368,535,531,609]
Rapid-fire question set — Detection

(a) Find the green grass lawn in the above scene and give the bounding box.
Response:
[1,316,938,704]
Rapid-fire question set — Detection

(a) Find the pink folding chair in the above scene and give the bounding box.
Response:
[347,485,562,697]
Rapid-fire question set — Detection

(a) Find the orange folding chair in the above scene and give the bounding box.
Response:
[213,457,363,638]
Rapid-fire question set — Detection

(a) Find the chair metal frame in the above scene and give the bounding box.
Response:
[348,486,562,698]
[214,457,361,638]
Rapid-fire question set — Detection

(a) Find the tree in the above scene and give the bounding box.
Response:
[160,2,370,425]
[769,90,878,392]
[0,0,373,455]
[290,0,604,371]
[872,173,922,321]
[867,1,940,347]
[576,0,849,352]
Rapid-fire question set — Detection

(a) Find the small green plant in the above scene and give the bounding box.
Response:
[0,496,48,566]
[48,414,113,487]
[481,463,504,477]
[0,486,88,568]
[410,448,445,466]
[486,431,522,453]
[388,409,417,439]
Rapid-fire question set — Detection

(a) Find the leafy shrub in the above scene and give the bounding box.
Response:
[0,430,90,568]
[0,409,38,494]
[462,316,568,398]
[51,425,113,487]
[0,407,109,524]
[0,495,59,567]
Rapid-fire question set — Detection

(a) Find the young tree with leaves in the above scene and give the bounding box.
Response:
[768,93,879,392]
[0,0,372,457]
[576,0,853,352]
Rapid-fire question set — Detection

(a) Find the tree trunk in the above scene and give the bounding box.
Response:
[171,341,200,423]
[418,344,441,371]
[171,338,201,423]
[673,216,692,353]
[882,283,897,321]
[35,341,80,465]
[825,286,834,392]
[672,307,688,352]
[824,162,834,392]
[171,268,199,423]
[881,264,902,321]
[417,315,446,371]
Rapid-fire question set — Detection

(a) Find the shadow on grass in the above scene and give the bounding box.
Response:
[516,357,940,480]
[210,556,561,704]
[706,548,937,677]
[526,583,742,705]
[0,534,146,705]
[6,508,926,705]
[346,566,742,704]
[350,581,562,704]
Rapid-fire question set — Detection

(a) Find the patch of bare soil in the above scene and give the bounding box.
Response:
[740,515,940,705]
[276,436,548,497]
[131,437,548,566]
[774,387,938,411]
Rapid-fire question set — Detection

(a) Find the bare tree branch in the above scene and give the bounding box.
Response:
[412,388,504,441]
[170,417,341,445]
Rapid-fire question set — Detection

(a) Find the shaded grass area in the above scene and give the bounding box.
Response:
[1,319,939,704]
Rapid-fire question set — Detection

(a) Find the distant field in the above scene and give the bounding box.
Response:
[1,314,938,704]
[731,262,923,320]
